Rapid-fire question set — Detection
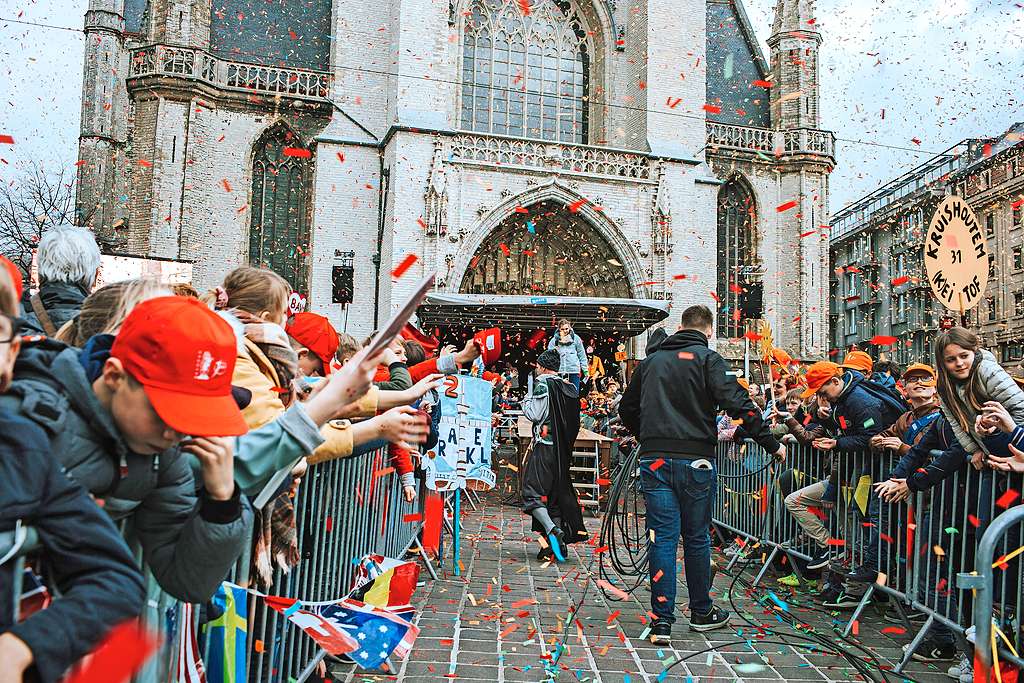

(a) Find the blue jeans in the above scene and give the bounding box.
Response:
[565,373,581,392]
[640,456,716,623]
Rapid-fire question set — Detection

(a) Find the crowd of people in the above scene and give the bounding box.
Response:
[0,226,495,682]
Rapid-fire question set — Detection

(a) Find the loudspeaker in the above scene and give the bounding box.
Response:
[738,281,763,319]
[332,264,354,304]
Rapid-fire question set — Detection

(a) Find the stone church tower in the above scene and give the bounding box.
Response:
[76,0,833,359]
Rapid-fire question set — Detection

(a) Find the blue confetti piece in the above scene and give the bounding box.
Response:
[527,220,536,233]
[768,591,790,611]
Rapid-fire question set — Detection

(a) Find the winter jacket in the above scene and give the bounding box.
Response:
[0,339,257,604]
[645,328,668,355]
[19,281,90,336]
[783,412,831,445]
[548,330,588,375]
[872,399,942,456]
[831,372,907,452]
[1,410,145,683]
[618,329,780,459]
[373,362,413,391]
[887,415,970,492]
[942,349,1024,455]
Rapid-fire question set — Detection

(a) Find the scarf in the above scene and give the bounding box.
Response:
[231,309,299,406]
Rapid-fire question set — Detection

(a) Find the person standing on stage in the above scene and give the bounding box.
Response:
[521,349,586,562]
[547,319,588,392]
[619,305,786,644]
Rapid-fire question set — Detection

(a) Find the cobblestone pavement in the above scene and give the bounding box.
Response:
[336,492,955,682]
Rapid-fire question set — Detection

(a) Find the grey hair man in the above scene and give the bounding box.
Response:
[21,225,101,336]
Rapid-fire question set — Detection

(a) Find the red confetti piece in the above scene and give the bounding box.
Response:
[336,152,345,163]
[851,619,859,635]
[709,291,720,303]
[879,533,894,544]
[283,147,311,158]
[597,579,630,600]
[891,275,910,286]
[511,598,536,608]
[374,466,395,478]
[826,538,846,546]
[325,515,333,532]
[138,159,152,167]
[568,198,587,212]
[882,626,905,635]
[499,242,510,256]
[596,478,611,485]
[516,0,530,15]
[649,458,665,471]
[288,28,298,40]
[672,273,687,280]
[652,569,664,582]
[391,253,417,279]
[221,178,232,192]
[514,206,529,214]
[526,329,546,349]
[871,335,898,346]
[776,200,798,212]
[416,216,427,230]
[702,103,722,114]
[606,610,621,624]
[666,97,682,108]
[0,134,13,144]
[751,79,772,88]
[403,513,422,523]
[743,331,762,342]
[63,621,159,683]
[968,514,981,527]
[996,488,1020,509]
[838,415,847,430]
[799,230,816,238]
[983,143,993,157]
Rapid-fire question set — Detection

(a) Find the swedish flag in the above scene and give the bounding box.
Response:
[203,582,248,683]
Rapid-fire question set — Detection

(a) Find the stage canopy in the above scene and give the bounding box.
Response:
[416,293,669,337]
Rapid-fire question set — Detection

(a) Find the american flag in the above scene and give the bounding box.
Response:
[264,596,418,670]
[170,602,206,682]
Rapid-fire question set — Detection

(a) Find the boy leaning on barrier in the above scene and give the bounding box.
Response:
[0,259,145,683]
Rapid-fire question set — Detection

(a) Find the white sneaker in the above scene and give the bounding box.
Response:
[947,652,971,680]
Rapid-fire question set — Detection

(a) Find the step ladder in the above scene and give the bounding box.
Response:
[570,442,601,513]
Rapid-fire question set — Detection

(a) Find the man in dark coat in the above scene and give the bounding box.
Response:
[522,349,585,561]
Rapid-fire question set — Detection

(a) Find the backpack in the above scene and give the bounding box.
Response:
[855,376,910,420]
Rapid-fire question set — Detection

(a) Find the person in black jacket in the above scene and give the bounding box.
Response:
[18,225,101,337]
[619,305,785,644]
[0,264,144,683]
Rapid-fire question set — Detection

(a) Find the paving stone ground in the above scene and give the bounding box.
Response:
[336,492,955,682]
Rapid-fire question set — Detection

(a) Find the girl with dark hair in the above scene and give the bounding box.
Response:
[935,327,1024,469]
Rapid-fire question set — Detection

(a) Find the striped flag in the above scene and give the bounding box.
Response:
[170,602,206,683]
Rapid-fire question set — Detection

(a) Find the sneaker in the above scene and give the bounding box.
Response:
[883,606,928,624]
[845,565,879,584]
[807,548,833,570]
[547,527,567,562]
[537,546,554,561]
[649,621,671,645]
[947,652,972,680]
[820,588,863,609]
[690,605,731,632]
[903,640,958,662]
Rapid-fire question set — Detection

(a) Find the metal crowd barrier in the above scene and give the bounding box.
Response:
[152,445,427,683]
[713,439,1023,674]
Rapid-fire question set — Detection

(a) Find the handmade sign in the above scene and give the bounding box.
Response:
[923,196,989,312]
[421,374,494,491]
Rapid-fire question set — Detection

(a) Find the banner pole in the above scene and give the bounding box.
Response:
[453,490,461,576]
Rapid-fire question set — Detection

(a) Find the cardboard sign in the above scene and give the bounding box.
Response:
[924,196,989,312]
[420,374,494,491]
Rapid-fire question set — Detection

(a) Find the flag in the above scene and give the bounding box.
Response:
[170,602,207,683]
[265,596,419,670]
[349,555,421,621]
[202,583,248,683]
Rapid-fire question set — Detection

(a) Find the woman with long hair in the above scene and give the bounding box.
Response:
[934,326,1024,468]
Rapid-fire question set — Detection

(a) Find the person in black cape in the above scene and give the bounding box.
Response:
[521,349,587,561]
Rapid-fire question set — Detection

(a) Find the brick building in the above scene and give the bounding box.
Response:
[76,0,834,356]
[828,124,1023,367]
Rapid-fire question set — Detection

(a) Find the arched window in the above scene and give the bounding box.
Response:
[249,126,311,290]
[716,178,759,339]
[461,0,589,144]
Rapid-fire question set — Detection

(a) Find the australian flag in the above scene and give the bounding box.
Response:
[264,595,418,670]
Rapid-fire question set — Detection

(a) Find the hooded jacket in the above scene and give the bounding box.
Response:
[19,280,90,335]
[831,372,907,452]
[618,329,780,459]
[0,339,257,604]
[547,329,587,375]
[1,410,145,683]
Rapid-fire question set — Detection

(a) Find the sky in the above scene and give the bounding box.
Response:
[0,0,1022,211]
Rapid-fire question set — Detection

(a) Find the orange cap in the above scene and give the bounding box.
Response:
[737,377,750,390]
[800,361,843,399]
[903,363,937,384]
[840,350,874,374]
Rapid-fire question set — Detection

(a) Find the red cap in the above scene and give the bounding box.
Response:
[800,361,843,399]
[0,255,23,301]
[111,296,247,437]
[286,312,339,376]
[473,328,502,365]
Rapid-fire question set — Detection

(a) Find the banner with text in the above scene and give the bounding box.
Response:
[421,374,494,491]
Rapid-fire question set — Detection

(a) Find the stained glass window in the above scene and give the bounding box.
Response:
[461,0,589,144]
[249,126,311,290]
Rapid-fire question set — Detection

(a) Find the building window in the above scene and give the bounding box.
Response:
[1015,291,1024,317]
[1006,343,1024,363]
[845,307,857,336]
[893,292,908,323]
[987,213,995,236]
[716,178,759,338]
[987,296,997,322]
[989,253,996,279]
[1014,202,1023,229]
[1015,246,1023,271]
[248,125,312,290]
[461,0,589,143]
